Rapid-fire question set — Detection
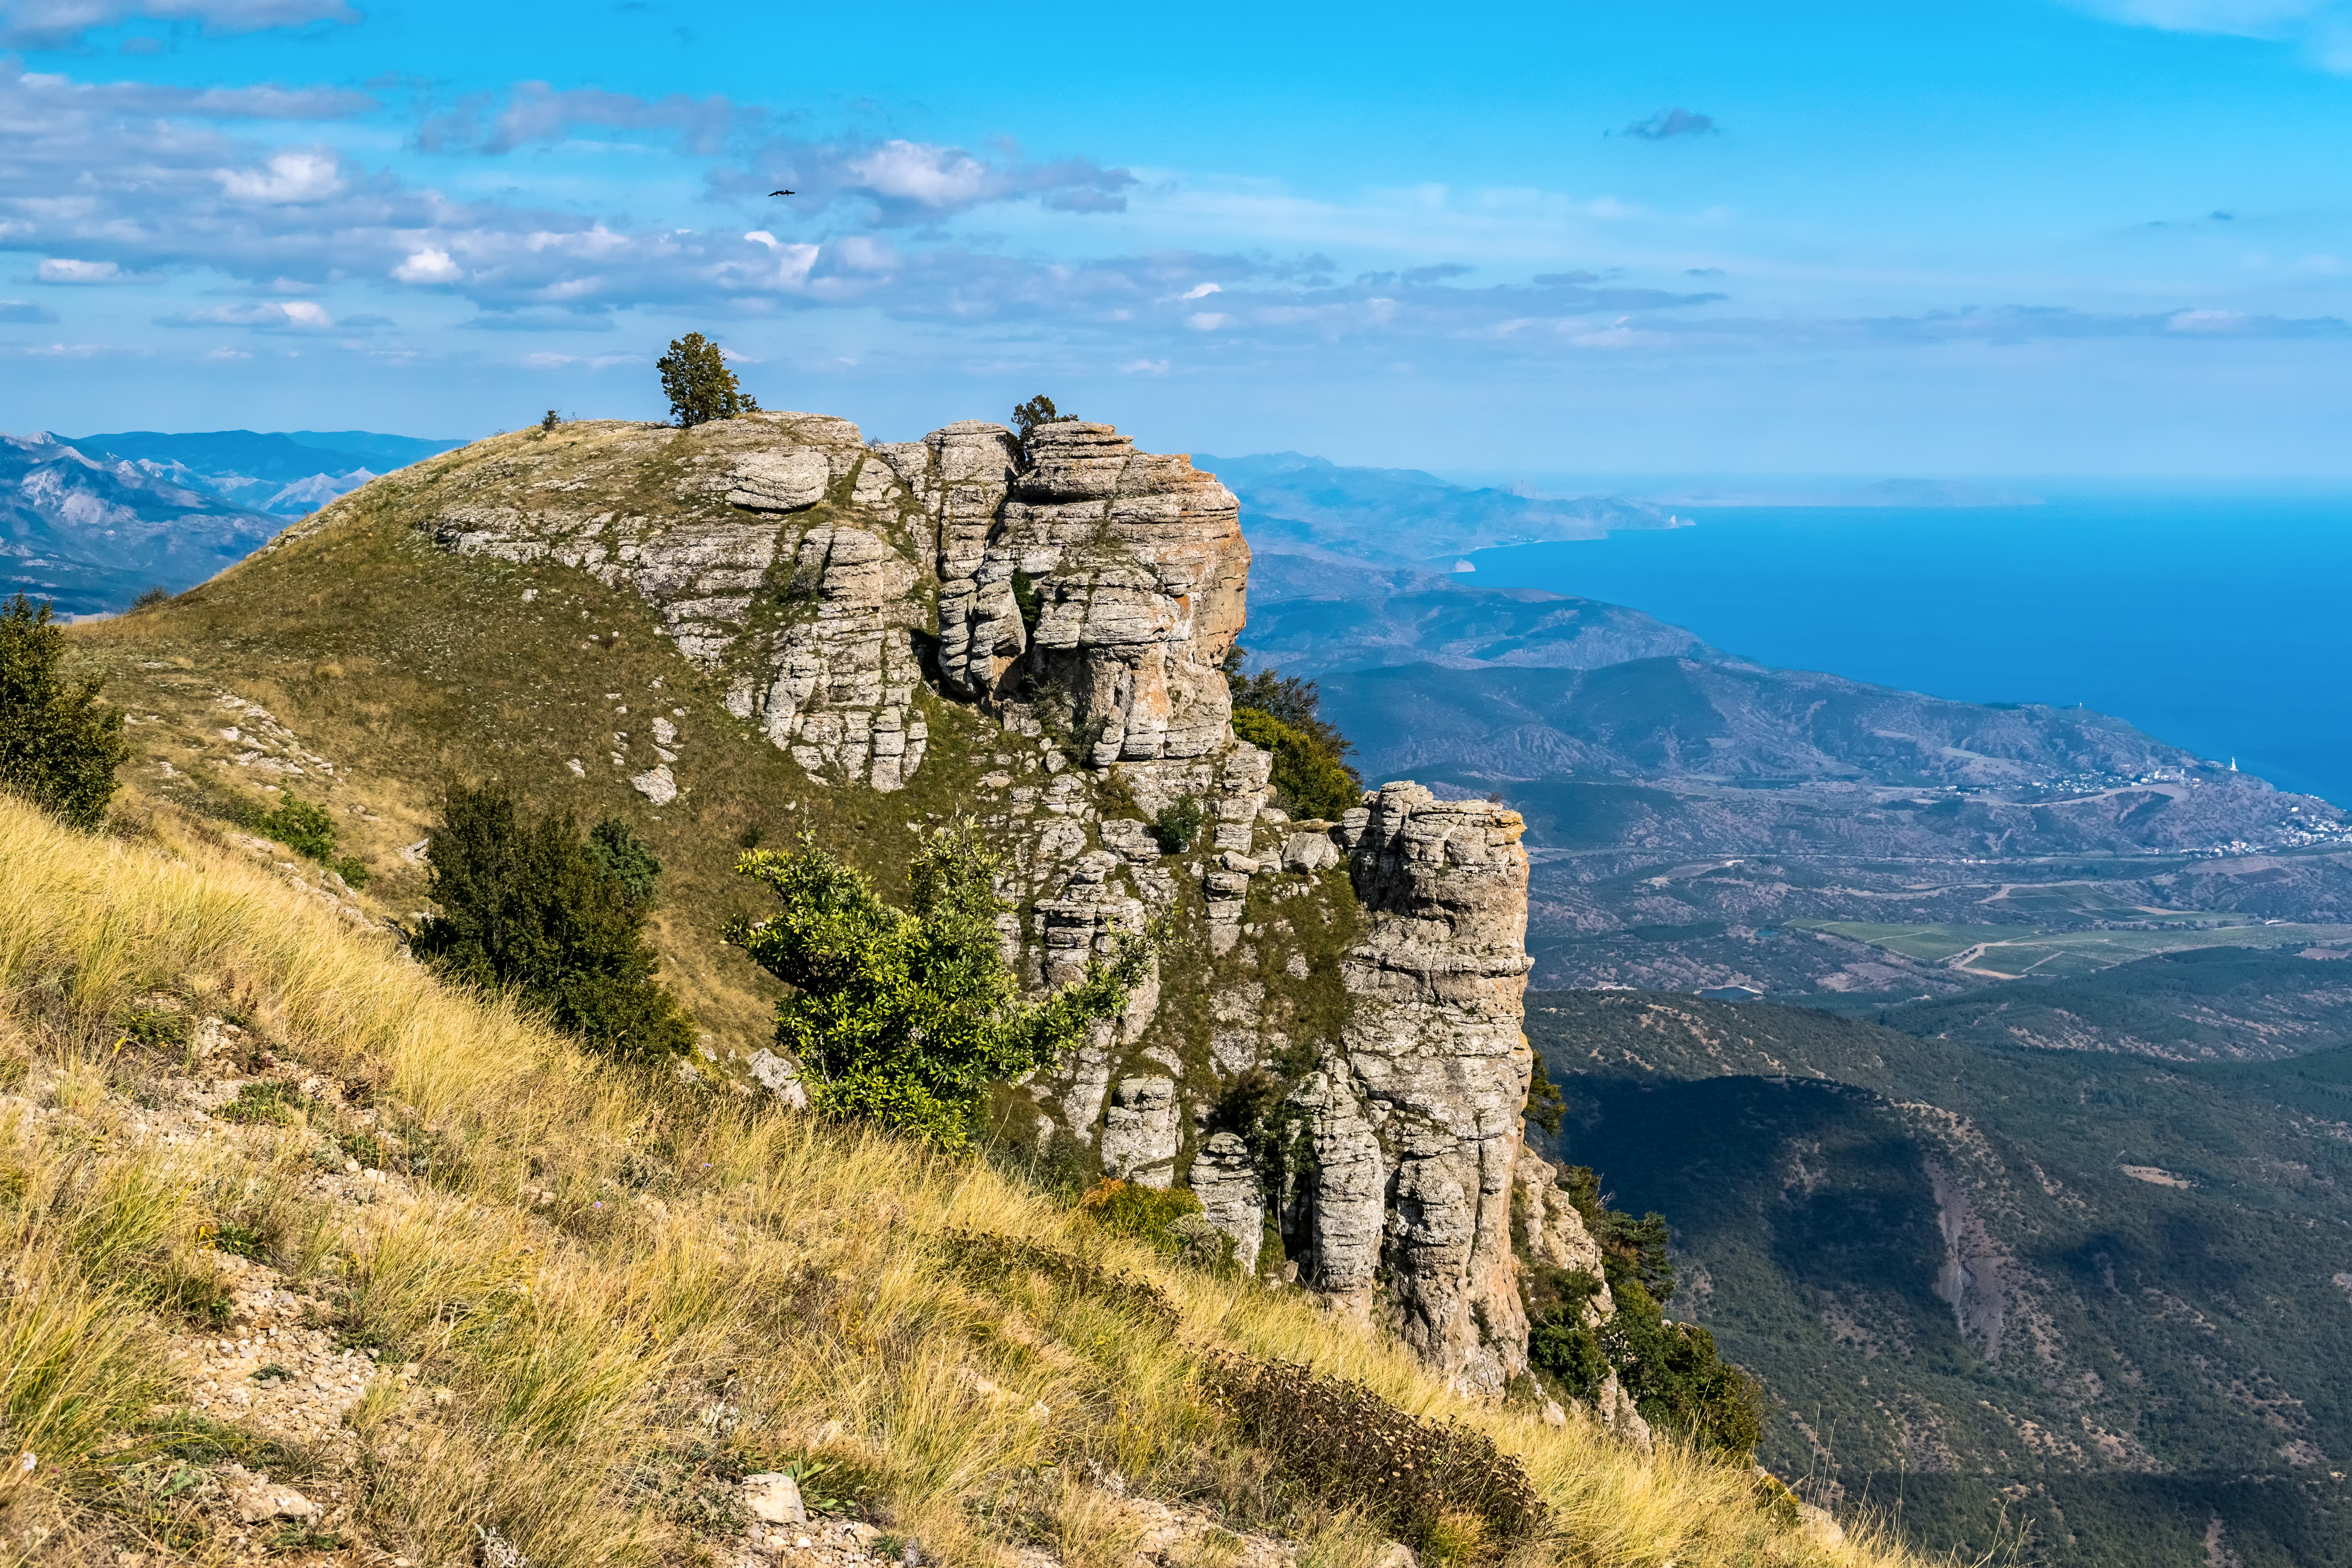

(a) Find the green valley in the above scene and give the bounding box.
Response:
[1531,987,2352,1567]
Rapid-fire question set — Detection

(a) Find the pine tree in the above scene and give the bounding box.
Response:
[657,332,760,428]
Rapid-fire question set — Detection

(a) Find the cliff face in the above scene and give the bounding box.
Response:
[405,410,1535,1392]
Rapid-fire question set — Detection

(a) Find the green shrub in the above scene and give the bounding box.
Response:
[1230,708,1363,822]
[1524,1053,1565,1136]
[1081,1178,1196,1248]
[726,823,1150,1149]
[1009,567,1042,632]
[1223,649,1362,820]
[337,1129,388,1169]
[1151,796,1203,853]
[657,332,758,428]
[1082,1180,1237,1273]
[1525,1266,1609,1399]
[206,1222,266,1261]
[411,784,696,1061]
[584,816,662,904]
[1201,1354,1547,1554]
[252,791,370,889]
[218,1081,302,1126]
[0,592,130,830]
[1538,1164,1766,1458]
[116,1007,193,1052]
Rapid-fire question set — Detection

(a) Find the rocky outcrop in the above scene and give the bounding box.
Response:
[402,411,1543,1402]
[1327,785,1536,1393]
[418,414,1245,799]
[935,422,1249,783]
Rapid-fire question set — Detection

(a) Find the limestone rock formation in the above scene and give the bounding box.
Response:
[934,422,1249,789]
[1327,785,1536,1393]
[403,409,1544,1402]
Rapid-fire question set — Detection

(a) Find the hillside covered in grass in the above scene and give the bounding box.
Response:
[1528,990,2352,1568]
[0,794,1893,1568]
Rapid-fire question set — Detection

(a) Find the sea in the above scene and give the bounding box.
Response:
[1451,484,2352,807]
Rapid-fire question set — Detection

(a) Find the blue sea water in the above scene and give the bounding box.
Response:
[1459,487,2352,806]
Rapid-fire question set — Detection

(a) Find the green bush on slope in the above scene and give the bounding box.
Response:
[725,822,1151,1150]
[251,791,371,888]
[1225,655,1364,821]
[1526,1165,1764,1459]
[410,784,696,1060]
[0,592,128,830]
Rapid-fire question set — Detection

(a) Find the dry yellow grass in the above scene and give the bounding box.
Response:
[0,793,1940,1568]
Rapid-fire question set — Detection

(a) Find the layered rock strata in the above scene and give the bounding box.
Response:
[407,410,1542,1400]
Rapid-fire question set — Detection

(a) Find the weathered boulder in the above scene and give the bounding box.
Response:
[935,423,1249,772]
[727,448,830,511]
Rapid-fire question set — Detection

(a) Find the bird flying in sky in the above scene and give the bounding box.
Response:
[769,189,795,196]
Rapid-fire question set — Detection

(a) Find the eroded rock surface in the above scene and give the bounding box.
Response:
[402,411,1544,1402]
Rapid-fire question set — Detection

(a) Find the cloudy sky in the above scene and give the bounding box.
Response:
[3,0,2351,473]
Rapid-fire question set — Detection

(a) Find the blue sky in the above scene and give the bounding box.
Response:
[4,0,2352,473]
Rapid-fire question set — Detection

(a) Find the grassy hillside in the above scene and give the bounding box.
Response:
[0,795,1898,1568]
[67,425,1025,1055]
[1529,991,2352,1568]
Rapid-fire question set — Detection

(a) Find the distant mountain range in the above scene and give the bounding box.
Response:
[2,428,462,614]
[1240,554,1719,675]
[1222,458,2352,999]
[64,428,463,518]
[1198,449,1687,565]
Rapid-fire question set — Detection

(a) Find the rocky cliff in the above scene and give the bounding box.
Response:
[378,410,1543,1392]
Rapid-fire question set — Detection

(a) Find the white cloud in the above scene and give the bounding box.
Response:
[394,248,462,284]
[524,352,577,367]
[157,299,334,330]
[207,346,252,358]
[831,235,898,273]
[721,134,1136,225]
[215,149,342,203]
[1119,358,1171,374]
[419,82,743,158]
[1181,281,1220,300]
[37,258,135,282]
[1185,311,1230,331]
[845,140,994,206]
[2059,0,2352,72]
[0,0,358,49]
[2166,307,2251,330]
[2062,0,2333,31]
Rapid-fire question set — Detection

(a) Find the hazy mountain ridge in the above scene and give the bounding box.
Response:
[1201,449,1687,565]
[1315,656,2248,793]
[1239,553,1723,676]
[67,428,466,518]
[1,431,279,612]
[2,428,469,614]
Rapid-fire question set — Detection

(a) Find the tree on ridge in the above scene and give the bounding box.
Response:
[658,332,760,428]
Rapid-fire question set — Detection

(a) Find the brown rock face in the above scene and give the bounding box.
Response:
[935,422,1250,769]
[1324,783,1537,1393]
